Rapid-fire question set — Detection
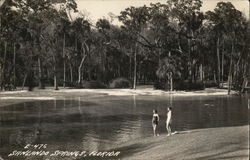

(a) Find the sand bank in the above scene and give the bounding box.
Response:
[112,125,249,160]
[0,87,238,107]
[56,87,236,96]
[0,87,236,96]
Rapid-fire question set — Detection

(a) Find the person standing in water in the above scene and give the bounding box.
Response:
[166,107,172,136]
[152,109,160,136]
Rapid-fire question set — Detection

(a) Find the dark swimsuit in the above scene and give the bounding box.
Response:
[152,115,159,125]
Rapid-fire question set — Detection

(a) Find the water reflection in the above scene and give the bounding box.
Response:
[0,95,249,159]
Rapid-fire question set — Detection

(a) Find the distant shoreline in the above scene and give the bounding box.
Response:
[0,87,242,107]
[0,87,239,97]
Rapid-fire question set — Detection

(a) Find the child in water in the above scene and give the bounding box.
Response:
[152,109,160,136]
[166,107,172,136]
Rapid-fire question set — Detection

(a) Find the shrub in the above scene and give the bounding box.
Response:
[174,81,205,91]
[154,80,205,91]
[109,77,131,88]
[154,81,167,90]
[204,81,218,88]
[80,81,107,89]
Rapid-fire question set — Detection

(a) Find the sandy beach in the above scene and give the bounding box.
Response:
[113,125,249,160]
[0,87,237,107]
[0,87,238,107]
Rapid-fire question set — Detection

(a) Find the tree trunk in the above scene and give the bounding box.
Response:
[199,64,203,81]
[188,30,194,83]
[216,37,221,88]
[1,41,7,90]
[27,70,35,91]
[54,64,58,90]
[170,72,173,91]
[77,55,87,84]
[69,63,73,83]
[129,56,132,80]
[213,71,217,84]
[221,40,224,88]
[63,33,66,88]
[240,50,249,93]
[13,43,16,89]
[241,77,248,93]
[101,47,106,83]
[63,60,66,87]
[203,70,205,83]
[228,43,234,95]
[158,53,161,82]
[87,45,92,81]
[53,54,58,90]
[22,73,27,90]
[118,63,121,77]
[188,37,192,82]
[38,57,44,89]
[137,63,140,85]
[169,51,173,91]
[133,49,137,90]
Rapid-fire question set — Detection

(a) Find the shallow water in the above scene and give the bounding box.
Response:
[0,94,249,159]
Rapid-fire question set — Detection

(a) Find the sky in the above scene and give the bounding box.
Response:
[74,0,250,24]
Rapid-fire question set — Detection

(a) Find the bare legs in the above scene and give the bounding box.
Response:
[152,123,156,136]
[152,124,159,136]
[166,122,171,136]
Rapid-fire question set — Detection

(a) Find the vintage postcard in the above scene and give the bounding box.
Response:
[0,0,249,160]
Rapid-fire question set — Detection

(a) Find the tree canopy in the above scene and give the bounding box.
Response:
[0,0,249,93]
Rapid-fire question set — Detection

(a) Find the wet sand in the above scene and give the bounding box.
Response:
[113,125,249,160]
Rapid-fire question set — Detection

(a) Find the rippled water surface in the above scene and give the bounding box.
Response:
[0,94,249,159]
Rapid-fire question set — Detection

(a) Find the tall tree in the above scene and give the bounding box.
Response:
[206,2,247,94]
[119,5,151,89]
[71,17,91,84]
[168,0,203,83]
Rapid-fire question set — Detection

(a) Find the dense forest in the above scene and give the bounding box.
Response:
[0,0,249,94]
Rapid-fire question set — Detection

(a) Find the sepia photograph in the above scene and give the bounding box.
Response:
[0,0,249,159]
